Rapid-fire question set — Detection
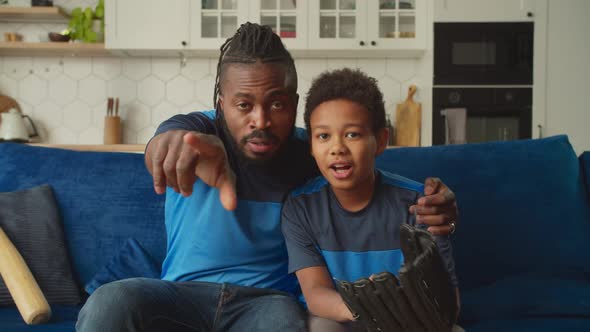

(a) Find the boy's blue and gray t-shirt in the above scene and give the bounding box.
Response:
[281,170,458,286]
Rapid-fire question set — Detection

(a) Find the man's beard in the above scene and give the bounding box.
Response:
[216,111,285,165]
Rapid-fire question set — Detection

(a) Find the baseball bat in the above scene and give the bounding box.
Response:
[0,227,51,324]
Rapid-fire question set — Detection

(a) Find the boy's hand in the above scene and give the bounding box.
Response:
[409,177,458,236]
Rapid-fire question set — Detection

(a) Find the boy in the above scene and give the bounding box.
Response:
[281,68,460,331]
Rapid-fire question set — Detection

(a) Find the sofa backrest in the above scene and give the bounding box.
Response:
[0,143,166,286]
[375,135,590,290]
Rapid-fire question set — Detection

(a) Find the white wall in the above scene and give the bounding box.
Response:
[544,0,590,154]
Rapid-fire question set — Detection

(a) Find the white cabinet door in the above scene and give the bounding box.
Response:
[189,0,250,50]
[105,0,190,50]
[366,0,426,51]
[434,0,535,22]
[308,0,368,49]
[248,0,308,50]
[308,0,425,54]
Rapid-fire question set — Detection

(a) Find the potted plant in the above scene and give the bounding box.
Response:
[66,0,104,43]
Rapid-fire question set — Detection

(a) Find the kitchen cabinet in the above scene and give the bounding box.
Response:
[247,0,308,50]
[105,0,191,50]
[189,0,250,49]
[105,0,427,57]
[307,0,426,54]
[434,0,535,22]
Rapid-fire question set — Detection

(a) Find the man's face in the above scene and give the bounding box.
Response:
[219,62,298,161]
[310,99,388,193]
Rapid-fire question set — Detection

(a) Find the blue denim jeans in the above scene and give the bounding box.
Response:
[76,278,307,332]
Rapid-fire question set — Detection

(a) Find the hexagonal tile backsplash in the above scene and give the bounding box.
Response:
[0,0,427,144]
[0,54,424,144]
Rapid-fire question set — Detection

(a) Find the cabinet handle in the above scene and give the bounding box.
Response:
[371,41,376,46]
[181,41,187,46]
[537,124,543,138]
[359,41,365,46]
[527,12,533,17]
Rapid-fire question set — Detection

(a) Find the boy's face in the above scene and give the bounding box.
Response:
[310,99,388,193]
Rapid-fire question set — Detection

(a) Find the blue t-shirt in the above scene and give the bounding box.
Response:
[281,170,458,286]
[155,111,318,294]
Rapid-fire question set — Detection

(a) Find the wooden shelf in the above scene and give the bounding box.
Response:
[0,42,109,57]
[0,6,69,23]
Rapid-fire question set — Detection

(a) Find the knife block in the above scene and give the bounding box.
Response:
[103,116,122,144]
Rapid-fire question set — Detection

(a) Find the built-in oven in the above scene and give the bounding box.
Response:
[432,87,532,145]
[434,22,533,85]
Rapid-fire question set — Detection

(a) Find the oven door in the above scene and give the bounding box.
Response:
[434,22,534,85]
[432,88,532,145]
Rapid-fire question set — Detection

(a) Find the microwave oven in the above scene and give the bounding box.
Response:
[434,22,533,85]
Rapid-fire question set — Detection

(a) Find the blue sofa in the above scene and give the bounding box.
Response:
[0,135,589,331]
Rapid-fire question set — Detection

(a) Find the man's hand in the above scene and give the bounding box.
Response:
[145,130,237,211]
[409,178,458,236]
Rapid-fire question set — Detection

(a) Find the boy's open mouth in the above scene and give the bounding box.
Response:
[329,162,353,179]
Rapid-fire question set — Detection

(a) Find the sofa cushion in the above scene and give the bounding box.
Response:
[0,305,80,332]
[85,237,161,295]
[0,143,166,286]
[465,318,590,332]
[375,135,590,291]
[0,185,82,306]
[460,272,590,324]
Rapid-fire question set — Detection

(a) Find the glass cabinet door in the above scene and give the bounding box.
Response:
[250,0,308,49]
[308,0,367,49]
[190,0,249,49]
[368,0,425,49]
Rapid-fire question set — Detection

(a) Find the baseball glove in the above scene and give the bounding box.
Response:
[336,224,457,332]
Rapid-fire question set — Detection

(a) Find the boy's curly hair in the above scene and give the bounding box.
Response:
[304,68,386,135]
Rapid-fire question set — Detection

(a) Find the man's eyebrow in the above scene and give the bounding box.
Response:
[233,92,254,99]
[267,89,291,98]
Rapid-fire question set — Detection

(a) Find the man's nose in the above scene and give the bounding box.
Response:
[250,106,271,129]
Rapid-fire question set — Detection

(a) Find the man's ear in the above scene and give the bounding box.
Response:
[375,127,389,156]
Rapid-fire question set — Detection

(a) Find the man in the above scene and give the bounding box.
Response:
[77,23,458,332]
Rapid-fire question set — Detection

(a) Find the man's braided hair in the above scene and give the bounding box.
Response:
[213,22,298,111]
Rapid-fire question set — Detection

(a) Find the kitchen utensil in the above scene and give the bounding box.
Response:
[104,97,121,144]
[0,109,39,143]
[393,85,421,146]
[103,116,121,144]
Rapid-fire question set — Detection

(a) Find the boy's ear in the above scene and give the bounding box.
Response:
[375,127,389,156]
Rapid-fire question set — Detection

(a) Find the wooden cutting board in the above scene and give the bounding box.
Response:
[393,85,421,146]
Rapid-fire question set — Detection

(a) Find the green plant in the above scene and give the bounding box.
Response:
[66,0,104,43]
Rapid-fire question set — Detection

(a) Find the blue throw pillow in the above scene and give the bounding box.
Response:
[85,238,161,295]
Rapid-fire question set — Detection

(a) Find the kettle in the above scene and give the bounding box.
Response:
[0,109,39,143]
